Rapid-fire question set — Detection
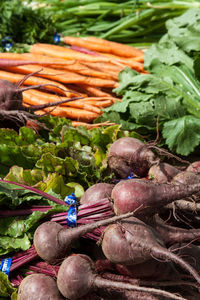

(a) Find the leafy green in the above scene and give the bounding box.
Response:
[0,205,67,255]
[98,8,200,156]
[0,272,16,298]
[0,0,55,48]
[0,116,134,255]
[163,116,200,156]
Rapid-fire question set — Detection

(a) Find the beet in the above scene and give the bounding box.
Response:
[108,137,159,178]
[33,210,141,263]
[111,178,200,216]
[18,273,64,300]
[101,217,200,285]
[57,254,185,300]
[0,78,82,129]
[152,215,200,246]
[80,182,114,205]
[172,171,200,185]
[148,163,179,183]
[187,161,200,174]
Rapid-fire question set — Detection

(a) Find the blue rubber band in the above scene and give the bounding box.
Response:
[64,193,77,205]
[0,258,12,275]
[53,33,61,44]
[66,205,77,227]
[65,193,77,227]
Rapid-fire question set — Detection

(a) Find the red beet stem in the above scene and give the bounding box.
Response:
[0,179,66,206]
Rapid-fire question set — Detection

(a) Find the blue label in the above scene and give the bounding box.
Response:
[53,33,61,44]
[66,205,77,227]
[3,42,13,51]
[0,258,12,275]
[1,37,13,51]
[65,193,77,205]
[127,173,135,179]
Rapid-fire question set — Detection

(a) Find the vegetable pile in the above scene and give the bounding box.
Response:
[1,131,200,299]
[1,2,200,300]
[0,36,145,128]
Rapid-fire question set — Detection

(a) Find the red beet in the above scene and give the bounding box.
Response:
[187,161,200,174]
[80,182,114,205]
[0,79,81,111]
[33,210,141,263]
[111,178,200,216]
[57,254,185,300]
[101,217,200,285]
[148,163,179,183]
[18,274,64,300]
[172,171,200,185]
[152,215,200,246]
[108,137,159,178]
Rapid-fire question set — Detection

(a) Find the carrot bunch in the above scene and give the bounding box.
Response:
[0,36,144,126]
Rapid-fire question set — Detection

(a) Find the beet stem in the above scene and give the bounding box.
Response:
[59,206,143,244]
[0,179,66,206]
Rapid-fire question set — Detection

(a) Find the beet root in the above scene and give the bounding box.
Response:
[108,137,159,178]
[80,182,114,205]
[148,163,179,183]
[18,273,64,300]
[152,215,200,246]
[0,79,23,110]
[57,254,186,300]
[187,161,200,174]
[112,178,200,215]
[172,171,200,185]
[101,217,200,286]
[33,210,143,263]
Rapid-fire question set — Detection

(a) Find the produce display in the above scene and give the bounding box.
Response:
[1,1,200,300]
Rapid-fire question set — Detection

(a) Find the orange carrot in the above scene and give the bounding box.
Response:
[78,86,115,97]
[82,36,144,58]
[41,106,100,122]
[23,89,102,114]
[30,43,119,64]
[78,96,121,104]
[71,121,116,129]
[95,52,144,72]
[0,52,75,65]
[83,61,122,72]
[0,69,81,97]
[22,53,117,80]
[3,65,119,88]
[84,99,113,108]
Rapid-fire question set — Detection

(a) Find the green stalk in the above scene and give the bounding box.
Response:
[100,8,155,38]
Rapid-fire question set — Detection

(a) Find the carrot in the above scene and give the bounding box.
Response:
[83,36,144,58]
[78,96,121,104]
[3,65,119,88]
[42,105,100,122]
[83,61,123,73]
[71,121,116,129]
[30,43,120,64]
[21,53,117,80]
[23,89,102,114]
[0,52,76,66]
[0,69,80,97]
[0,52,114,80]
[95,52,144,72]
[84,99,113,108]
[78,86,115,97]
